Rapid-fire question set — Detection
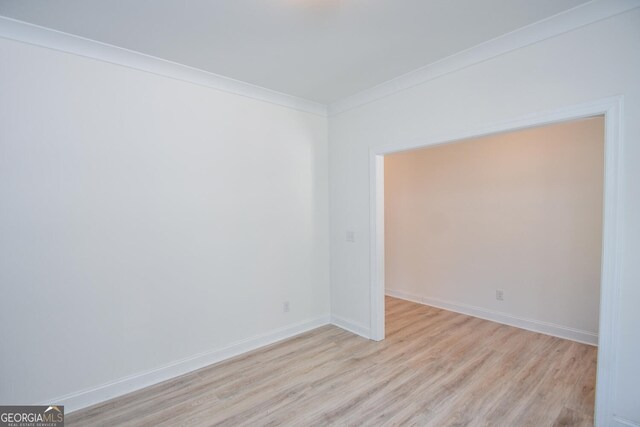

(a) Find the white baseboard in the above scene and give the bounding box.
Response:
[386,289,598,346]
[387,289,423,306]
[48,314,330,413]
[330,314,370,339]
[613,416,640,427]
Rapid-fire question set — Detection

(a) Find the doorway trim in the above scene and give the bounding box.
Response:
[369,96,624,426]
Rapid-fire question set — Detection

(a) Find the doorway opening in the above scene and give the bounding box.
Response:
[368,97,623,425]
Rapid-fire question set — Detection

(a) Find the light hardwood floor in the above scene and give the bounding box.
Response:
[67,297,597,426]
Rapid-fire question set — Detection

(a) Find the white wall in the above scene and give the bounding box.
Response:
[385,117,603,341]
[329,9,640,425]
[0,37,329,408]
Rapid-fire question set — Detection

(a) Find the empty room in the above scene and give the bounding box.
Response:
[1,1,639,426]
[384,117,604,425]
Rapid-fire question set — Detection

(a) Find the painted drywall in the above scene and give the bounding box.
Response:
[0,37,329,407]
[329,9,640,424]
[385,117,603,340]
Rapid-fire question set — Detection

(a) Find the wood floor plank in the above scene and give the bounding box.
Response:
[553,406,594,427]
[66,297,596,426]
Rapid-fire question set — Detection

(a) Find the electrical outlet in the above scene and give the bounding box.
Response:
[283,301,290,313]
[496,290,504,301]
[346,230,356,243]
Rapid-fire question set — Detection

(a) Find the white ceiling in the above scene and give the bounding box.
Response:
[0,0,590,104]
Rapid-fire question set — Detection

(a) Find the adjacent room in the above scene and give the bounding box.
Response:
[383,117,604,424]
[1,1,639,426]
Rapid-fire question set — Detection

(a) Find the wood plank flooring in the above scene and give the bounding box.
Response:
[67,297,597,426]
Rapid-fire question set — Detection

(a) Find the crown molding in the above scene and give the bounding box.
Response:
[328,0,640,116]
[0,16,328,117]
[2,0,638,118]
